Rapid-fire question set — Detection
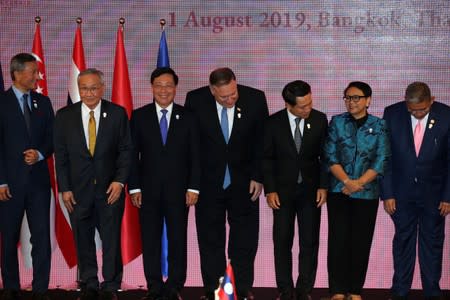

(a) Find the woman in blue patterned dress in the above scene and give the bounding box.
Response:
[324,81,391,300]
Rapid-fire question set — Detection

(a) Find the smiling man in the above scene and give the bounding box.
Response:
[54,68,133,300]
[0,53,54,300]
[128,67,200,300]
[185,67,269,300]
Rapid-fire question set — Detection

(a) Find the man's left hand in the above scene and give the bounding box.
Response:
[249,180,262,201]
[438,201,450,216]
[106,182,123,204]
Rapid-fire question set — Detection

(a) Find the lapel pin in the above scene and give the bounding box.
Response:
[306,123,311,129]
[428,124,433,129]
[176,114,180,120]
[430,119,435,124]
[103,112,107,118]
[237,107,241,112]
[368,128,373,133]
[237,113,241,119]
[33,99,38,109]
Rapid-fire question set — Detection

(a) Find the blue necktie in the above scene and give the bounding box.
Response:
[221,107,231,189]
[22,94,31,133]
[160,109,168,145]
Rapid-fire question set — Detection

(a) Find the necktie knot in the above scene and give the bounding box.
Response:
[89,110,95,117]
[161,108,168,116]
[295,117,301,126]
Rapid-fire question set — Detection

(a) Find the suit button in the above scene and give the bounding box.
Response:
[414,177,417,183]
[93,179,97,185]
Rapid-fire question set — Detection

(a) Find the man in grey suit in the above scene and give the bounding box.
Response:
[54,68,133,300]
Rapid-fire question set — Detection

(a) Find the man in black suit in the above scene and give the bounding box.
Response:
[54,68,133,300]
[0,53,54,300]
[263,81,328,300]
[128,67,200,300]
[185,67,269,300]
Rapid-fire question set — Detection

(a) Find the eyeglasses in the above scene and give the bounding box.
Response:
[153,84,176,90]
[343,95,367,103]
[80,86,101,94]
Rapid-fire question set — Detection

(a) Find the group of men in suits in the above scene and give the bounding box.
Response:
[0,52,449,300]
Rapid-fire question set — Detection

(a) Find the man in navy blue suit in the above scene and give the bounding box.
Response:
[0,53,54,300]
[381,82,450,300]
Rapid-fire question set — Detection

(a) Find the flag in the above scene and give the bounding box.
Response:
[157,27,170,277]
[112,20,142,265]
[54,20,89,268]
[157,30,170,68]
[19,17,59,268]
[216,262,237,300]
[0,61,4,91]
[67,21,86,105]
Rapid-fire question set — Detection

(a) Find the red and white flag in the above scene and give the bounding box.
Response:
[20,17,58,268]
[67,20,86,105]
[112,19,142,264]
[54,20,90,268]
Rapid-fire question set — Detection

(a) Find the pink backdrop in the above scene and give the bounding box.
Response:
[0,0,449,290]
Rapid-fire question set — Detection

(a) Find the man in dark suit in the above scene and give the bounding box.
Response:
[0,53,54,300]
[128,67,200,300]
[54,68,133,300]
[263,81,327,300]
[184,67,269,300]
[381,82,450,300]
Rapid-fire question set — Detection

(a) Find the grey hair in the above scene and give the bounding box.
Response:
[77,68,105,85]
[405,82,431,104]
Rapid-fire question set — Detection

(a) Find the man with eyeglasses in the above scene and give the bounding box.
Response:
[54,68,133,300]
[381,82,450,300]
[128,67,200,300]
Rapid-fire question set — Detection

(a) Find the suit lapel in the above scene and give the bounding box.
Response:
[166,104,181,146]
[205,96,226,145]
[7,88,30,136]
[228,101,242,145]
[73,102,90,156]
[282,110,299,155]
[418,106,437,158]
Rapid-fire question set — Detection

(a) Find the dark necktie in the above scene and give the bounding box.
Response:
[294,118,303,183]
[221,107,231,189]
[22,94,31,133]
[160,109,168,145]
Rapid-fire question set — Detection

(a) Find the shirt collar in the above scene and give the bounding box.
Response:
[155,101,173,114]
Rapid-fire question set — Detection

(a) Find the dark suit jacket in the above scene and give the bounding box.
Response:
[263,108,328,196]
[381,101,450,203]
[184,84,269,197]
[0,88,54,192]
[128,102,200,204]
[54,100,132,200]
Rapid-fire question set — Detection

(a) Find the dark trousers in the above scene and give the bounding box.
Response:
[140,190,188,296]
[273,183,321,295]
[0,181,51,292]
[391,192,445,297]
[327,193,378,295]
[70,189,124,291]
[196,186,259,297]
